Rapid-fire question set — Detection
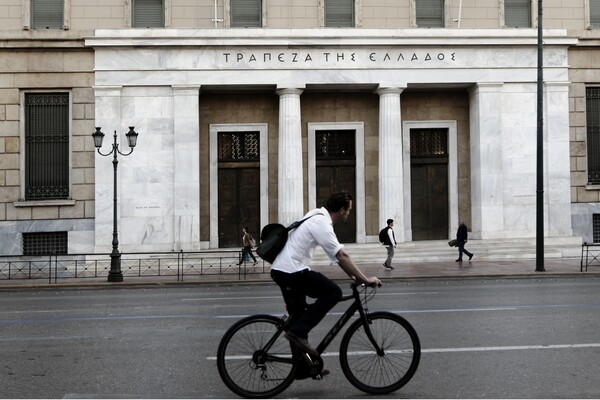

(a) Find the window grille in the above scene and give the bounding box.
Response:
[591,0,600,28]
[504,0,532,27]
[587,87,600,184]
[218,132,260,162]
[410,129,448,157]
[31,0,63,29]
[594,214,600,243]
[325,0,355,27]
[132,0,165,28]
[231,0,262,27]
[25,93,70,200]
[23,232,68,256]
[316,130,356,160]
[416,0,444,27]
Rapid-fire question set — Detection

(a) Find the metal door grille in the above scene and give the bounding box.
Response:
[410,129,448,157]
[587,87,600,184]
[416,0,444,27]
[23,232,68,256]
[316,130,355,160]
[218,132,259,162]
[24,93,70,200]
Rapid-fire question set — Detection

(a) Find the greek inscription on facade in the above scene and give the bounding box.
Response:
[222,51,457,66]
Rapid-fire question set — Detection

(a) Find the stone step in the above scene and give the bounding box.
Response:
[310,237,583,265]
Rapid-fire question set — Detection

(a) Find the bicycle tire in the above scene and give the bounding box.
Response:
[216,314,296,398]
[339,311,421,394]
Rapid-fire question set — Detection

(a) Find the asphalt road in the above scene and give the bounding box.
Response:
[1,277,600,399]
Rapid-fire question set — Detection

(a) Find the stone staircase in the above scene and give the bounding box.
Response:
[310,236,584,265]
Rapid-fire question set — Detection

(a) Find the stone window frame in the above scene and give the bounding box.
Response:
[224,0,267,28]
[499,0,538,28]
[209,123,269,248]
[22,0,71,30]
[402,120,458,241]
[318,0,362,28]
[585,0,600,29]
[124,0,172,28]
[307,122,366,242]
[16,90,75,208]
[410,0,451,28]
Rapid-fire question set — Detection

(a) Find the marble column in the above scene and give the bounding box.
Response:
[545,82,573,237]
[469,83,504,239]
[172,85,201,250]
[277,88,304,226]
[377,87,405,242]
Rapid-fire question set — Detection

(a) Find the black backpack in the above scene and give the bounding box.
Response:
[256,215,315,263]
[379,227,389,244]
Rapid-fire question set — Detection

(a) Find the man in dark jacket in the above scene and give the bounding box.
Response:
[456,218,473,262]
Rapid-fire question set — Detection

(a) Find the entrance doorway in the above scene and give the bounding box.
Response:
[217,131,260,248]
[315,130,356,243]
[410,128,449,240]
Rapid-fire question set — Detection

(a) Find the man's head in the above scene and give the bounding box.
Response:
[325,191,353,223]
[387,219,394,227]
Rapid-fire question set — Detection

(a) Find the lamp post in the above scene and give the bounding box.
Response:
[92,127,139,282]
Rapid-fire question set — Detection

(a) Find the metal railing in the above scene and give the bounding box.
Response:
[0,250,269,284]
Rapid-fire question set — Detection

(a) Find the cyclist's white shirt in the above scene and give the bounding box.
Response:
[271,207,344,274]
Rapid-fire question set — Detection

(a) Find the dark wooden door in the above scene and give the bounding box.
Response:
[315,130,356,243]
[218,168,260,248]
[411,162,448,240]
[409,128,449,241]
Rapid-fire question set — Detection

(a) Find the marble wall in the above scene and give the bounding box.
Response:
[87,29,577,251]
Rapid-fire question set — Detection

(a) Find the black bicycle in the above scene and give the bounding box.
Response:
[216,281,421,398]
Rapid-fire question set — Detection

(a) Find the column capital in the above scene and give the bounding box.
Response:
[276,88,304,96]
[376,86,406,96]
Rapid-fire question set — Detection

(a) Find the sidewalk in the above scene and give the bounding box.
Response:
[0,257,596,289]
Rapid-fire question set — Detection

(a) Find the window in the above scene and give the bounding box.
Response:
[587,87,600,185]
[132,0,165,28]
[24,93,70,201]
[590,0,600,28]
[416,0,444,28]
[31,0,63,29]
[504,0,532,27]
[23,232,68,256]
[231,0,262,27]
[218,132,259,161]
[325,0,355,27]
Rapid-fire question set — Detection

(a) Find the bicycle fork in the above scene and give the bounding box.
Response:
[358,308,385,356]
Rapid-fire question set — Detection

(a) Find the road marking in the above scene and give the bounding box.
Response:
[422,343,600,353]
[181,292,439,302]
[206,343,600,361]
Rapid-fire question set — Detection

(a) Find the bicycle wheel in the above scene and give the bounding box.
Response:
[339,311,421,394]
[216,314,296,398]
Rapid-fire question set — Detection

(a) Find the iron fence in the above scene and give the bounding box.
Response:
[0,249,269,284]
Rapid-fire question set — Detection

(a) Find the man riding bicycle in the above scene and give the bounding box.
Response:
[270,191,381,356]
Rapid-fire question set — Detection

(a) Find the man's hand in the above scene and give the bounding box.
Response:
[365,276,382,287]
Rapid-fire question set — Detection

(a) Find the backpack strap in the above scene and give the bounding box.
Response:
[286,214,317,231]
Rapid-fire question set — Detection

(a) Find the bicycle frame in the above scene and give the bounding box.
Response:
[263,283,384,366]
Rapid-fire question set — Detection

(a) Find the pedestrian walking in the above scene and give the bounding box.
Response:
[238,226,258,266]
[455,218,474,262]
[379,219,397,270]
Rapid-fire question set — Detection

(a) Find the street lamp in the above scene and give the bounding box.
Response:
[92,126,139,282]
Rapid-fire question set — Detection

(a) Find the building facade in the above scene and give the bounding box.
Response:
[0,0,599,255]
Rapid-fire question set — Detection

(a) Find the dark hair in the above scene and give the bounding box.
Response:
[325,191,353,213]
[387,219,393,225]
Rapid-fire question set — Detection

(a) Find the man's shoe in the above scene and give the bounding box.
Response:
[285,332,318,356]
[469,254,473,261]
[383,263,394,270]
[455,259,462,262]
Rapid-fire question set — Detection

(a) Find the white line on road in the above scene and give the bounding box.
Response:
[206,343,600,360]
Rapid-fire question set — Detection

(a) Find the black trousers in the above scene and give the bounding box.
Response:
[271,269,342,339]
